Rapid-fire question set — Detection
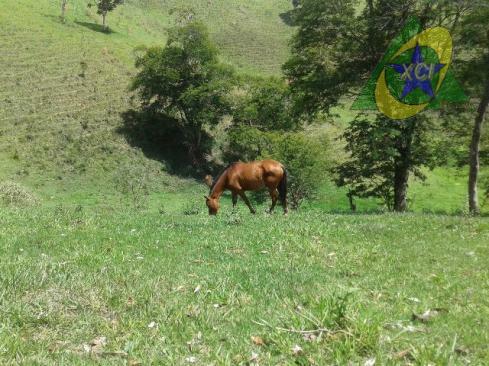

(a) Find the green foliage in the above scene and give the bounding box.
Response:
[283,0,466,119]
[92,0,123,15]
[283,0,475,211]
[131,22,235,166]
[232,76,298,131]
[87,0,123,30]
[282,0,358,119]
[225,126,331,208]
[457,1,489,94]
[335,114,443,210]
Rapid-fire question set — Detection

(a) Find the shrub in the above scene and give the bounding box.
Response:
[224,126,331,209]
[113,164,150,209]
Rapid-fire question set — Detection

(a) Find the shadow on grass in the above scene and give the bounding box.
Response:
[118,109,219,180]
[317,207,489,217]
[279,10,296,26]
[75,21,116,34]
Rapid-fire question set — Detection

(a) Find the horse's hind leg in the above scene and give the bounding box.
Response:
[238,191,256,214]
[268,189,278,213]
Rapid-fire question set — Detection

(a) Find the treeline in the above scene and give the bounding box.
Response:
[129,0,489,214]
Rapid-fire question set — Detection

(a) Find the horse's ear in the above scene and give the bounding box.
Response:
[204,174,213,188]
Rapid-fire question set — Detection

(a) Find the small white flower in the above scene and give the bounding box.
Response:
[292,344,303,355]
[364,357,376,366]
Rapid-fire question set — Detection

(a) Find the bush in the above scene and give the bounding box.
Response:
[0,181,39,207]
[232,76,298,131]
[224,126,331,209]
[113,164,150,209]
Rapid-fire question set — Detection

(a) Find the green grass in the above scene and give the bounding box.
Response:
[310,167,488,215]
[2,3,489,364]
[1,205,488,365]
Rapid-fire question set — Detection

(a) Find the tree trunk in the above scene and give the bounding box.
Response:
[347,191,356,212]
[61,0,67,22]
[394,164,409,212]
[102,11,107,30]
[468,82,489,214]
[393,119,416,212]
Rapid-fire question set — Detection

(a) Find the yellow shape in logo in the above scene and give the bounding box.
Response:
[375,27,452,120]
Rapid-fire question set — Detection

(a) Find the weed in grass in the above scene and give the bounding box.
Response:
[182,201,201,216]
[0,181,39,207]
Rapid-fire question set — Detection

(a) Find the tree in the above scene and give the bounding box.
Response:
[335,114,443,211]
[91,0,123,31]
[283,0,468,211]
[61,0,68,23]
[456,1,489,214]
[130,22,235,166]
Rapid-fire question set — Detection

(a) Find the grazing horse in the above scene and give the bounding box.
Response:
[204,160,288,215]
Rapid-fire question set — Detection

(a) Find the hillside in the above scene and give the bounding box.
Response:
[0,0,294,204]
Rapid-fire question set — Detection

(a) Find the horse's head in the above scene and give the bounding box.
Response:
[205,196,219,215]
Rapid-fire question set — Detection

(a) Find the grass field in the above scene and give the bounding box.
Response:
[2,1,489,364]
[1,205,489,365]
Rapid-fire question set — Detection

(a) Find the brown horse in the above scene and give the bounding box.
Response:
[204,159,288,215]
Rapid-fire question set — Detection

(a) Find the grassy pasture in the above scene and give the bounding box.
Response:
[1,205,489,365]
[2,1,489,364]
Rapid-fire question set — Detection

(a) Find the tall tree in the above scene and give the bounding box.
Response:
[457,1,489,214]
[284,0,467,211]
[335,114,443,210]
[130,22,234,166]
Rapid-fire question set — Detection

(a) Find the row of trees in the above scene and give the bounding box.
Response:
[282,0,488,213]
[129,0,489,213]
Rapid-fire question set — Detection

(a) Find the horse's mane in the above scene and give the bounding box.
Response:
[209,162,236,193]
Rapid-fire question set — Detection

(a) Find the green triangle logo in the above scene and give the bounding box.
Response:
[352,17,467,119]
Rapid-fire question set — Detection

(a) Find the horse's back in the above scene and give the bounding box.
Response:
[259,159,283,173]
[228,160,283,191]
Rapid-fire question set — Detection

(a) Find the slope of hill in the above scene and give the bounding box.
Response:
[0,0,294,204]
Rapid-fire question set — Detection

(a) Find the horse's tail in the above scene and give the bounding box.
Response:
[278,166,287,207]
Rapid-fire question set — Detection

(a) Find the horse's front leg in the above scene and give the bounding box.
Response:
[232,192,238,209]
[238,191,256,214]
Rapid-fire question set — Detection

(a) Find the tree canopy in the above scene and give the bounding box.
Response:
[131,22,235,166]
